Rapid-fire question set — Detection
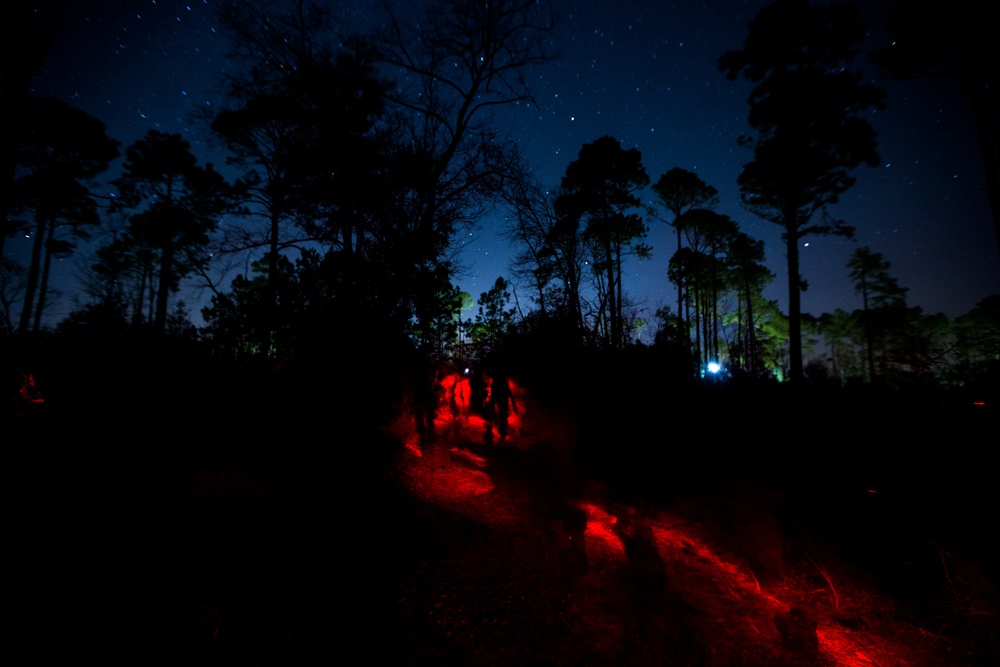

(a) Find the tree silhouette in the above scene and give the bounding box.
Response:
[667,247,700,350]
[376,0,556,351]
[0,1,64,261]
[871,0,1000,263]
[847,246,908,383]
[651,168,719,334]
[214,0,338,92]
[10,97,119,335]
[953,294,1000,382]
[211,93,303,281]
[726,230,774,378]
[815,308,862,382]
[498,155,562,319]
[469,277,516,360]
[111,130,235,335]
[78,228,147,329]
[211,20,390,355]
[176,0,559,364]
[673,208,737,372]
[719,0,885,383]
[0,256,25,335]
[497,157,603,344]
[556,136,650,349]
[200,253,308,360]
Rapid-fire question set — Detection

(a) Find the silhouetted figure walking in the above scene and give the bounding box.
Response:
[408,356,441,446]
[486,368,516,444]
[444,370,471,436]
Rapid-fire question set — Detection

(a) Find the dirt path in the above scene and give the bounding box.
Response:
[384,409,981,667]
[139,386,994,665]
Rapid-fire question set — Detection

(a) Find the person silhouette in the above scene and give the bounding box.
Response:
[486,368,516,444]
[409,356,441,446]
[475,368,494,445]
[442,368,472,437]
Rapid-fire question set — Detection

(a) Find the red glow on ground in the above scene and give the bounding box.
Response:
[647,518,787,609]
[816,625,906,667]
[401,442,496,510]
[579,501,626,561]
[390,382,969,666]
[403,432,423,457]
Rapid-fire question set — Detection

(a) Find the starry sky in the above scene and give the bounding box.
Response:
[17,0,1000,332]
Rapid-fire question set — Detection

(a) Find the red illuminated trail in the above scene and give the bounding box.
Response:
[8,346,996,663]
[384,382,983,666]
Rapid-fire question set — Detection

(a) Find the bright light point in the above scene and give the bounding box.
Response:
[803,242,810,247]
[570,116,575,121]
[707,362,721,374]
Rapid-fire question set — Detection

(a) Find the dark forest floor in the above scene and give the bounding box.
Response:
[362,391,999,667]
[4,344,998,665]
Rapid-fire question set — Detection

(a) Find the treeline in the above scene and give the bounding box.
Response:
[2,1,998,395]
[3,2,557,364]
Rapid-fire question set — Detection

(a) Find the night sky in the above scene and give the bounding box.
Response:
[17,0,1000,333]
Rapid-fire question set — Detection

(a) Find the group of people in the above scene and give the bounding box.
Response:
[412,362,520,446]
[475,366,518,445]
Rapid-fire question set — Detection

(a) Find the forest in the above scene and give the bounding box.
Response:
[2,1,1000,662]
[1,0,998,394]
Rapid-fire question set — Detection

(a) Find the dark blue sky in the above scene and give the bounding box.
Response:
[19,0,1000,332]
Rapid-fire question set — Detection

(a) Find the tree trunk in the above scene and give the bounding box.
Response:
[862,281,875,382]
[154,247,174,333]
[743,280,757,376]
[786,220,803,383]
[17,213,46,335]
[692,276,703,373]
[32,219,56,333]
[614,242,624,348]
[676,225,683,329]
[711,253,719,363]
[604,237,618,349]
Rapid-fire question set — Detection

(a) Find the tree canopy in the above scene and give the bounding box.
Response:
[719,0,885,383]
[3,0,998,397]
[111,130,237,335]
[556,135,650,350]
[11,97,119,335]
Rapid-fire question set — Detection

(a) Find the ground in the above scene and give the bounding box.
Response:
[365,397,995,667]
[5,359,997,665]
